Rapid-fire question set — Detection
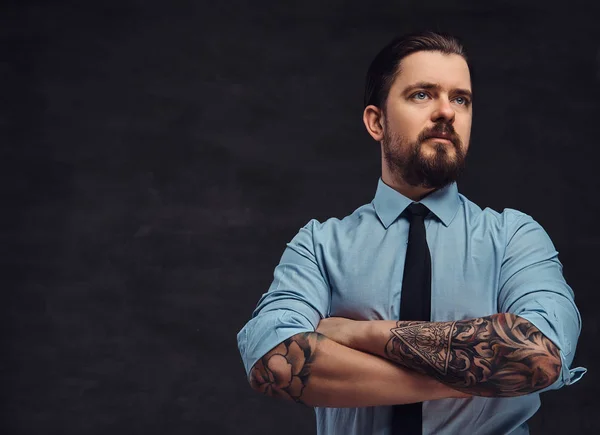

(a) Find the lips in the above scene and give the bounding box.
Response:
[427,135,453,143]
[427,133,453,140]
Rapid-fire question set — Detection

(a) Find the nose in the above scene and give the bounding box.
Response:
[431,97,455,124]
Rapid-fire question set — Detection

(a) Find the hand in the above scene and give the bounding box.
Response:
[315,317,369,350]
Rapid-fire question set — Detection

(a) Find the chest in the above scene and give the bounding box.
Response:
[326,226,501,321]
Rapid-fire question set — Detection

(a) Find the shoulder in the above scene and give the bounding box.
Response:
[301,202,375,233]
[458,193,553,249]
[459,193,535,230]
[293,202,375,247]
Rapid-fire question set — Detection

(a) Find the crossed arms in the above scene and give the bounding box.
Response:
[240,217,580,408]
[248,329,470,408]
[248,313,561,407]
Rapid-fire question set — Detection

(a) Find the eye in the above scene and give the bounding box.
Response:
[412,91,429,100]
[454,96,470,106]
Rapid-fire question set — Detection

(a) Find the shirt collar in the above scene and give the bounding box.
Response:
[372,177,460,228]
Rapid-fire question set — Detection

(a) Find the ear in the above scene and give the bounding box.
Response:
[363,105,385,142]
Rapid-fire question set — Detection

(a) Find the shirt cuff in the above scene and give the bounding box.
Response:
[237,308,317,378]
[517,311,587,392]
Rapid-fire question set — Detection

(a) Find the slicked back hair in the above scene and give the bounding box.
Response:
[364,31,470,112]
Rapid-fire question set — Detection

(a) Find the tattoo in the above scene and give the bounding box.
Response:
[385,313,562,397]
[249,332,323,405]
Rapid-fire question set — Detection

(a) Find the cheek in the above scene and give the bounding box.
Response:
[457,119,472,145]
[392,111,428,139]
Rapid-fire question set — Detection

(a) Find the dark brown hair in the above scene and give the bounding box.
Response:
[364,31,470,111]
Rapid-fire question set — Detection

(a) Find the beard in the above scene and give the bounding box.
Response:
[382,120,467,189]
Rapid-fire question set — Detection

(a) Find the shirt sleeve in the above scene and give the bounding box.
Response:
[237,219,331,378]
[498,211,587,392]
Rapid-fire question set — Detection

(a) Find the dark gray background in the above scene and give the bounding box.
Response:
[2,1,598,434]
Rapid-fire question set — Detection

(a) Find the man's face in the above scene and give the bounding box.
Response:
[382,51,472,189]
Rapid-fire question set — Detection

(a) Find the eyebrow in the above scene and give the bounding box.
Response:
[403,81,473,101]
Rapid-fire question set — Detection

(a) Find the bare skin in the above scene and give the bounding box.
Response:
[316,313,562,397]
[249,332,470,407]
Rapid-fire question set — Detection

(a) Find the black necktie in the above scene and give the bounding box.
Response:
[391,202,432,435]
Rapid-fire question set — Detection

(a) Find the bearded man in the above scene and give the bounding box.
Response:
[237,31,586,435]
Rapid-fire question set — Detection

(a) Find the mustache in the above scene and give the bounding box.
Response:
[419,123,460,144]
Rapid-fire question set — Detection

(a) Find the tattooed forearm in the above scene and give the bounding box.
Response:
[249,332,323,405]
[384,313,562,397]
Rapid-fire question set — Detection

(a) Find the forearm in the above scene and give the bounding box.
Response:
[356,313,561,397]
[248,332,469,407]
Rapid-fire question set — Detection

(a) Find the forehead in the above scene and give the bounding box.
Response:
[393,51,471,90]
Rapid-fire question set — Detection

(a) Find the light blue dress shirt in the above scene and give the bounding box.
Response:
[237,177,587,435]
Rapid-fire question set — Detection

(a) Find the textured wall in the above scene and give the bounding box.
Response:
[3,1,599,434]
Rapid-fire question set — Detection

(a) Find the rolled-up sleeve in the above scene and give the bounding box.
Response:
[237,219,331,378]
[498,211,587,392]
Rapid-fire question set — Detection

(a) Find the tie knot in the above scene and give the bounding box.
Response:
[406,202,430,219]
